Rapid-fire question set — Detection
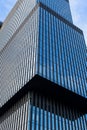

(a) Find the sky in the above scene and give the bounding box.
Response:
[0,0,87,45]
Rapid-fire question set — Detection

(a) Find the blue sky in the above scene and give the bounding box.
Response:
[0,0,87,45]
[70,0,87,45]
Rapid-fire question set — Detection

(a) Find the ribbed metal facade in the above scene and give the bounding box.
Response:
[0,93,30,130]
[0,3,86,107]
[0,0,72,52]
[0,0,87,129]
[0,92,87,130]
[0,8,39,107]
[0,0,36,51]
[37,7,86,98]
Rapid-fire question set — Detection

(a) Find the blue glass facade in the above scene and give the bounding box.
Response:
[0,0,72,52]
[36,7,86,98]
[0,0,87,130]
[28,92,87,130]
[0,91,87,130]
[36,0,73,22]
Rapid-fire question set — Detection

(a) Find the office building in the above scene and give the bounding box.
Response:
[0,0,87,129]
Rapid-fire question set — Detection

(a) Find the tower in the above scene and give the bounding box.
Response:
[0,0,87,129]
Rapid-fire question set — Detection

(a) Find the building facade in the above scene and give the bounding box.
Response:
[0,0,87,130]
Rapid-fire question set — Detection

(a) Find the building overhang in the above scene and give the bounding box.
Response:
[0,75,87,117]
[28,75,87,113]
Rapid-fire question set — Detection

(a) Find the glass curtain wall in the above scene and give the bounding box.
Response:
[37,7,86,98]
[0,92,86,130]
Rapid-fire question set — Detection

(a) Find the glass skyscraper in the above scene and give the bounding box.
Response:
[0,0,87,130]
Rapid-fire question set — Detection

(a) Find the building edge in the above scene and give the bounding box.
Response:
[0,2,83,54]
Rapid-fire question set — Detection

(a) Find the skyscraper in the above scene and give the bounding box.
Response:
[0,0,87,129]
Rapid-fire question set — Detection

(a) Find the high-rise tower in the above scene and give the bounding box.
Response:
[0,0,87,129]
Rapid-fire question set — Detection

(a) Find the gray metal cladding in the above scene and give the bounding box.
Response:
[0,92,87,130]
[0,93,30,130]
[0,0,73,52]
[0,0,36,51]
[0,8,39,107]
[0,3,86,108]
[0,0,86,129]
